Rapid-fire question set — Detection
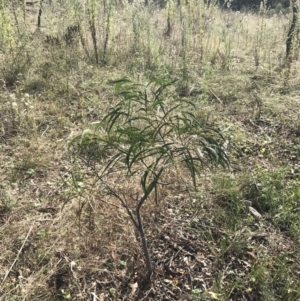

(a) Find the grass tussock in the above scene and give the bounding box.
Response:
[0,0,300,300]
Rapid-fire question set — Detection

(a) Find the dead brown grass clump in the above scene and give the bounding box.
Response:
[0,0,300,300]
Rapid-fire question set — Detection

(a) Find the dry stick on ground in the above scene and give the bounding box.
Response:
[1,223,34,286]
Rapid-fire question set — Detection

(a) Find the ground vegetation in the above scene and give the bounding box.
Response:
[0,0,300,300]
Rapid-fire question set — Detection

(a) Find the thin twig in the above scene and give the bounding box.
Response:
[1,223,34,286]
[100,196,125,210]
[208,88,223,104]
[99,178,140,229]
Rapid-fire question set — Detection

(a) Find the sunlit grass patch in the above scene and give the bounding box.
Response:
[0,0,299,300]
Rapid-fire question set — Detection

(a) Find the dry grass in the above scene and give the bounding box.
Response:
[0,0,300,300]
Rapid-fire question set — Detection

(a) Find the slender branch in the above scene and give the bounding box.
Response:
[99,179,140,230]
[98,197,125,210]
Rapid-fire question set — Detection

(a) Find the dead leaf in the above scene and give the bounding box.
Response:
[164,265,183,278]
[247,251,258,264]
[111,250,117,260]
[129,282,138,298]
[208,291,220,300]
[249,206,262,219]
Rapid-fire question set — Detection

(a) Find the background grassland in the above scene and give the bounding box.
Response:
[0,0,300,300]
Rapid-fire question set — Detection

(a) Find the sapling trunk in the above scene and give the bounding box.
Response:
[37,0,45,28]
[87,1,99,64]
[103,1,112,65]
[286,1,299,59]
[136,194,153,280]
[99,180,154,281]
